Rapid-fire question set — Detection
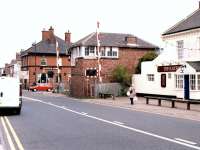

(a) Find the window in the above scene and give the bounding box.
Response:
[175,74,183,89]
[168,73,171,79]
[147,74,154,81]
[85,47,89,56]
[161,74,166,88]
[89,46,95,54]
[100,47,106,56]
[177,40,184,59]
[85,69,97,76]
[198,75,200,90]
[107,47,118,57]
[40,57,47,66]
[190,74,196,90]
[85,46,95,56]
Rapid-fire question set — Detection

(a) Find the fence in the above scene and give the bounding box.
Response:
[95,83,122,97]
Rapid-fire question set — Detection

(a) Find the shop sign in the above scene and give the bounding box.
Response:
[157,65,181,72]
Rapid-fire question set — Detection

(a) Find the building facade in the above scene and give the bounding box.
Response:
[69,32,158,97]
[134,2,200,100]
[20,27,71,90]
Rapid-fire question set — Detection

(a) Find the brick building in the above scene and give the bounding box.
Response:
[20,26,71,90]
[69,32,158,97]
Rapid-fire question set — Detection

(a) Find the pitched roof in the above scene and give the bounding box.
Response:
[162,9,200,36]
[187,61,200,72]
[21,36,70,57]
[70,32,158,49]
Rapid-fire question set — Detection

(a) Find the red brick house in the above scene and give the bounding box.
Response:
[20,27,71,90]
[69,32,158,97]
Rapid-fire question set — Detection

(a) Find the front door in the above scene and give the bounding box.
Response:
[184,75,190,99]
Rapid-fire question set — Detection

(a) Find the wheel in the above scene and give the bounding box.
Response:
[14,107,21,115]
[33,89,37,92]
[47,89,51,92]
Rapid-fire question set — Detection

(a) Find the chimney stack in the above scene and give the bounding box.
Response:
[125,36,137,45]
[65,30,71,44]
[42,28,50,41]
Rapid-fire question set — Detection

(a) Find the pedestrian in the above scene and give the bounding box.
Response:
[127,85,136,105]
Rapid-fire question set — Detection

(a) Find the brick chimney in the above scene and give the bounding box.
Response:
[42,26,56,43]
[125,36,137,45]
[65,30,71,44]
[42,28,50,41]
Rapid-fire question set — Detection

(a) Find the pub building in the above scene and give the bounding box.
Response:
[134,47,200,100]
[134,2,200,100]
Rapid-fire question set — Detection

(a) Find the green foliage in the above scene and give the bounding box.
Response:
[135,51,158,74]
[112,65,131,95]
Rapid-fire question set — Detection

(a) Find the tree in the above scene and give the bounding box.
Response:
[112,65,131,95]
[135,51,158,74]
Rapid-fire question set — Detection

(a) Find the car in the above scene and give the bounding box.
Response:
[29,83,53,92]
[0,76,22,115]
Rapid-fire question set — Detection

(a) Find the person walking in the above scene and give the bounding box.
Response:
[127,86,136,105]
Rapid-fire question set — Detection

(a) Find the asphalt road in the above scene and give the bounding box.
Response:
[1,91,200,150]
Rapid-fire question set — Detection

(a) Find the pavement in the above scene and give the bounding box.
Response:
[25,91,200,122]
[80,96,200,122]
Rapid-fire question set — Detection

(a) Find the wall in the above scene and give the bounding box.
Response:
[71,48,153,97]
[162,28,200,61]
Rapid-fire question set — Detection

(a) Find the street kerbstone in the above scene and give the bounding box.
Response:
[81,97,200,122]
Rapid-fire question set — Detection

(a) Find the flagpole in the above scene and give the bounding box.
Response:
[56,41,60,90]
[97,21,102,83]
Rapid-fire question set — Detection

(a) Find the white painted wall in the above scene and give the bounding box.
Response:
[162,28,200,61]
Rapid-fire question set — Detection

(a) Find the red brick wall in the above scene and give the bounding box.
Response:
[21,55,71,89]
[71,48,153,97]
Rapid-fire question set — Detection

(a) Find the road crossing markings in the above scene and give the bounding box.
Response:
[175,138,197,145]
[1,117,16,150]
[23,96,200,150]
[113,121,124,125]
[4,117,24,150]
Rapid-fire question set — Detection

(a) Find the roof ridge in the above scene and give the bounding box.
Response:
[162,8,200,35]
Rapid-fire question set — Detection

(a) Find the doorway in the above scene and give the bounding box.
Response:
[184,74,190,99]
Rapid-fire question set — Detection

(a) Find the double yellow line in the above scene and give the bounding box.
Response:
[1,116,24,150]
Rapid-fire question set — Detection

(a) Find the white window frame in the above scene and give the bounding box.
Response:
[147,74,154,81]
[177,40,184,59]
[198,74,200,90]
[175,74,183,89]
[190,74,196,90]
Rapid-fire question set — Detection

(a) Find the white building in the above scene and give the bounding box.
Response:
[134,3,200,100]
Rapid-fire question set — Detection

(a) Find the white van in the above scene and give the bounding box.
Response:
[0,76,22,115]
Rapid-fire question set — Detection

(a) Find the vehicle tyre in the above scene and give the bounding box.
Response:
[47,89,51,92]
[14,107,21,115]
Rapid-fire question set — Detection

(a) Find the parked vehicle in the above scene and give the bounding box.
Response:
[0,76,22,115]
[29,83,53,92]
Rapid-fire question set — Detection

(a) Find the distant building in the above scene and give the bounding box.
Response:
[69,32,158,97]
[134,2,200,100]
[20,26,71,90]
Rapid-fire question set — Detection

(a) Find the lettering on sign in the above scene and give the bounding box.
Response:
[157,65,181,72]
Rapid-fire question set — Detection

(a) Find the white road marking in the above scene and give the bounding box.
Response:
[175,138,197,145]
[81,112,88,115]
[23,96,200,150]
[0,117,16,150]
[4,117,24,150]
[113,121,124,125]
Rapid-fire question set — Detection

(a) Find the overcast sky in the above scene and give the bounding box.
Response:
[0,0,199,67]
